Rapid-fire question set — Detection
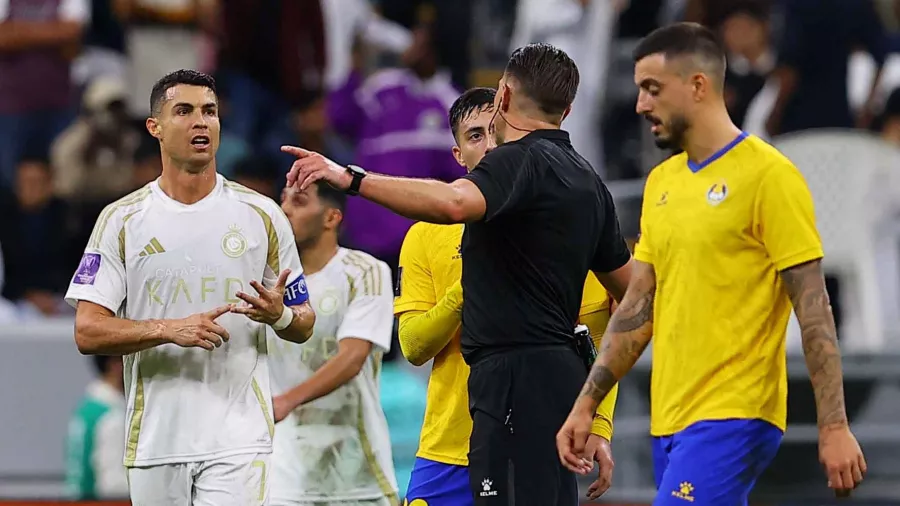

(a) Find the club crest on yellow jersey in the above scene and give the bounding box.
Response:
[706,182,727,206]
[657,191,668,206]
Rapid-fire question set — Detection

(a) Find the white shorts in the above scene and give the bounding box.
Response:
[127,453,270,506]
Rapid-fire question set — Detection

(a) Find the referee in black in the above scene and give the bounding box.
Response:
[284,42,634,506]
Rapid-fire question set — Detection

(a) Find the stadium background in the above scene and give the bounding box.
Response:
[2,0,900,504]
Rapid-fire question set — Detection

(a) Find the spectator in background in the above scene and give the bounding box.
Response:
[230,154,280,199]
[766,0,890,136]
[217,0,326,170]
[211,89,250,179]
[510,0,625,175]
[113,0,218,117]
[0,241,19,322]
[131,131,162,190]
[295,89,354,166]
[874,86,900,147]
[51,76,140,204]
[72,0,127,88]
[718,1,774,129]
[328,23,462,273]
[380,0,473,90]
[0,152,73,316]
[0,0,89,189]
[320,0,412,92]
[64,355,127,500]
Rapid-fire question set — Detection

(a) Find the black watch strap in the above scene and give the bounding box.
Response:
[346,165,365,196]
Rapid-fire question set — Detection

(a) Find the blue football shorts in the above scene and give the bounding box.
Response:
[651,418,783,506]
[404,457,472,506]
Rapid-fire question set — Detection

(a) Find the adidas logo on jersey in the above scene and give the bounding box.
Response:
[138,238,166,257]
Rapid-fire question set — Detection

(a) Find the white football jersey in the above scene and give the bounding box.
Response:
[267,247,398,503]
[65,174,304,467]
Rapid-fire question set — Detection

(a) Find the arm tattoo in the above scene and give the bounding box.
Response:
[580,262,655,408]
[781,260,848,428]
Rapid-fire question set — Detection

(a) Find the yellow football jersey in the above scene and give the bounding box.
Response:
[395,223,619,466]
[394,222,469,465]
[634,133,824,436]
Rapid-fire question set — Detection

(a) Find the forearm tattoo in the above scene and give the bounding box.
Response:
[581,264,655,406]
[781,260,848,428]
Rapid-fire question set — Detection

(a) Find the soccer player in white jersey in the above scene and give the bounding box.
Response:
[267,180,399,506]
[65,69,317,506]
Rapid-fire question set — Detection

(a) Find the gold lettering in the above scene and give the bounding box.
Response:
[171,278,193,304]
[200,277,216,303]
[146,279,163,305]
[225,278,243,304]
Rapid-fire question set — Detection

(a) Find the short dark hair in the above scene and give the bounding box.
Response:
[149,69,217,116]
[314,180,347,213]
[505,43,579,118]
[633,22,727,86]
[448,87,496,139]
[18,139,50,167]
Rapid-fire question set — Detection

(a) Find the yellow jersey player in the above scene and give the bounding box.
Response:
[396,87,619,505]
[558,23,866,504]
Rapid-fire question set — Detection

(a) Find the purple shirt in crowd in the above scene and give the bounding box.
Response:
[0,0,77,114]
[328,68,464,261]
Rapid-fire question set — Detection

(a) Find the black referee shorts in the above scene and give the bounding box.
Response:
[467,346,587,506]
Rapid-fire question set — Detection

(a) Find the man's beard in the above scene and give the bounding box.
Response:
[296,217,326,252]
[653,114,690,151]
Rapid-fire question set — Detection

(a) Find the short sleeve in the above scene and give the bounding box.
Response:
[394,224,437,315]
[267,205,308,305]
[462,143,533,221]
[591,183,631,273]
[632,174,658,265]
[755,163,824,271]
[64,207,128,314]
[0,0,8,22]
[59,0,90,23]
[338,260,394,353]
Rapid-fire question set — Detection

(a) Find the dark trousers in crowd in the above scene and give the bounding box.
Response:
[467,346,587,506]
[379,0,473,90]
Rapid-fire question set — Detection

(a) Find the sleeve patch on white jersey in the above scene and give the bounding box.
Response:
[73,253,101,285]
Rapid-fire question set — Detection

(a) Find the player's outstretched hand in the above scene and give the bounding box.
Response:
[168,305,232,350]
[556,406,594,476]
[282,146,352,192]
[819,424,866,497]
[233,269,291,325]
[585,434,614,500]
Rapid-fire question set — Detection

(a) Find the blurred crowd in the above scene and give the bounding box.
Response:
[3,0,900,321]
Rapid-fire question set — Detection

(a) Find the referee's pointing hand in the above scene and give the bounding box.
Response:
[282,146,352,192]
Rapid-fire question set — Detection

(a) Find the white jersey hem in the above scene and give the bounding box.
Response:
[270,490,399,503]
[124,444,272,468]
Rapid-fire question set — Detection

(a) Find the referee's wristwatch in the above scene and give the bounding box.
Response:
[345,164,367,196]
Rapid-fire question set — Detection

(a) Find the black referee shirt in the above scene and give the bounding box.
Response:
[459,129,630,363]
